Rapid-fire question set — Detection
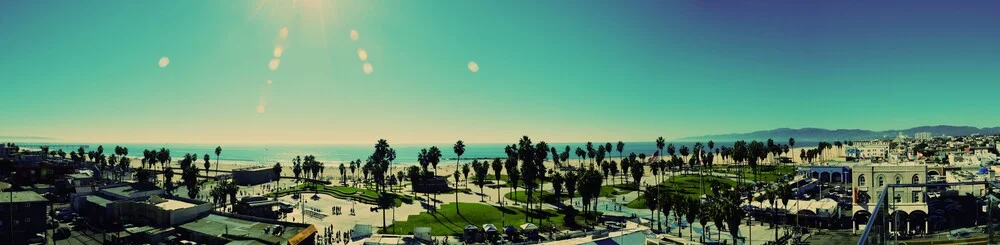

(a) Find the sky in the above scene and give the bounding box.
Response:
[2,0,999,144]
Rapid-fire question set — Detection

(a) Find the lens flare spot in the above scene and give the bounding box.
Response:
[273,46,284,58]
[350,29,359,41]
[279,27,289,39]
[468,61,479,73]
[269,59,281,71]
[158,57,170,68]
[363,62,373,74]
[267,80,273,85]
[357,48,368,61]
[256,102,266,113]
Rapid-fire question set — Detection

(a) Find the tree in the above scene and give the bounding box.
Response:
[656,137,666,179]
[686,198,700,241]
[630,155,644,189]
[339,163,347,185]
[575,147,586,169]
[368,139,396,230]
[643,185,659,231]
[272,162,282,189]
[491,158,503,204]
[564,171,578,207]
[163,166,175,195]
[462,162,471,188]
[472,160,488,202]
[505,158,520,205]
[214,146,222,176]
[551,172,564,204]
[203,154,211,177]
[407,166,421,196]
[659,191,673,234]
[292,156,302,181]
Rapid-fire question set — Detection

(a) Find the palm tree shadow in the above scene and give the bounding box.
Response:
[493,206,517,215]
[429,212,459,234]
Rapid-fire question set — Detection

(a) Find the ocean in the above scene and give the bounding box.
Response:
[12,141,820,166]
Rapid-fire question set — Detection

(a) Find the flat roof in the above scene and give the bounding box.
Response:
[86,195,114,207]
[179,214,313,244]
[155,199,197,210]
[0,191,48,203]
[102,183,162,197]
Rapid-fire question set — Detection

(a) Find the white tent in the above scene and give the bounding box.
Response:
[519,223,538,231]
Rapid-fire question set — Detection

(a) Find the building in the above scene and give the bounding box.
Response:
[848,141,890,160]
[178,212,316,245]
[0,191,50,243]
[851,163,928,234]
[232,166,277,186]
[235,196,282,219]
[915,132,933,140]
[944,169,992,196]
[115,195,213,227]
[71,183,167,227]
[99,182,165,200]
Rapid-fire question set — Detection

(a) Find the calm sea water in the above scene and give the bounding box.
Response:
[15,141,819,166]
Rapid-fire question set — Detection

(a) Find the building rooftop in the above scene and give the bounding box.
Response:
[85,195,114,207]
[179,213,315,244]
[154,198,197,211]
[102,183,162,198]
[0,191,48,203]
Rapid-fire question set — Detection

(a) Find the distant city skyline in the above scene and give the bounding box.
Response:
[3,1,999,144]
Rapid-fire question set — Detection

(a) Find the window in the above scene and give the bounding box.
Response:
[25,218,30,222]
[894,193,902,203]
[859,175,866,186]
[878,175,885,187]
[912,174,920,184]
[912,192,919,202]
[895,176,902,185]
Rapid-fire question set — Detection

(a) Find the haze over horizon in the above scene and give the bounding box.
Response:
[3,0,999,144]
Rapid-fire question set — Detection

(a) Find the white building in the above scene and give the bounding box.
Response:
[852,163,928,234]
[915,132,933,140]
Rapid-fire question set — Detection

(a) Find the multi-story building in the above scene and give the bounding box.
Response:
[847,141,890,160]
[851,163,928,234]
[915,132,933,140]
[0,191,50,243]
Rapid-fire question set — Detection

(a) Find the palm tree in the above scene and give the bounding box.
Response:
[643,185,659,230]
[453,170,461,212]
[686,198,700,241]
[564,171,577,207]
[214,146,222,176]
[788,138,795,162]
[272,162,282,193]
[472,161,488,202]
[575,147,586,169]
[462,162,471,188]
[551,172,564,204]
[491,158,503,204]
[203,154,211,177]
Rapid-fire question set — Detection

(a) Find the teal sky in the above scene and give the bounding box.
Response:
[2,0,999,144]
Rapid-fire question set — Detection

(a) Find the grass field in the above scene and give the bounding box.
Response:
[626,174,736,209]
[504,185,631,204]
[381,202,594,236]
[265,183,415,207]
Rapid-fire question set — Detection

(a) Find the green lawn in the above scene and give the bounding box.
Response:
[265,183,415,207]
[504,185,631,203]
[626,174,736,209]
[381,202,593,236]
[704,165,795,182]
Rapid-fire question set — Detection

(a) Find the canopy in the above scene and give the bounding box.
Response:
[504,226,518,234]
[464,224,479,231]
[483,224,498,233]
[520,223,538,231]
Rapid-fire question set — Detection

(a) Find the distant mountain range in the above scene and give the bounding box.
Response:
[676,125,1000,142]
